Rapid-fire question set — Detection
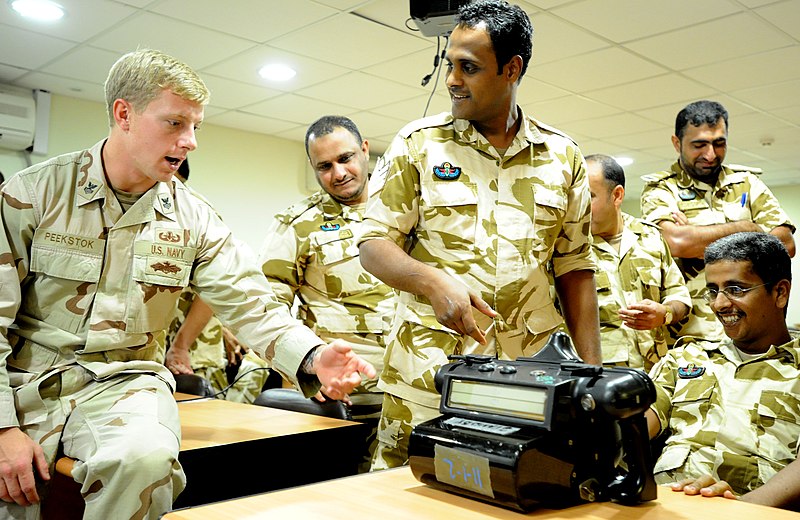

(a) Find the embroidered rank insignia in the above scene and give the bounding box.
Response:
[320,223,341,231]
[677,363,705,378]
[678,188,697,201]
[150,261,181,275]
[83,181,98,195]
[160,196,172,210]
[433,162,461,180]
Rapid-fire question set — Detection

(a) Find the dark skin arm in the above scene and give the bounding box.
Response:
[359,239,497,344]
[554,269,601,364]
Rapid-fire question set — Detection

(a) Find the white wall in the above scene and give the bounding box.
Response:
[0,94,309,252]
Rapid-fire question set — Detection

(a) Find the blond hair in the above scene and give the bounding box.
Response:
[104,49,210,126]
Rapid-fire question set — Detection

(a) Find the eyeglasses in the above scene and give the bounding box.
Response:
[701,283,769,302]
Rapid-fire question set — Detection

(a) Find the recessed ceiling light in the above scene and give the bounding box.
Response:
[10,0,65,22]
[614,156,634,167]
[258,63,296,82]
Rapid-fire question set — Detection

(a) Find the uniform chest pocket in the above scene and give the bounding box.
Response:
[29,245,104,331]
[420,181,478,245]
[722,200,752,222]
[30,245,103,283]
[127,242,196,333]
[669,376,716,432]
[531,185,567,254]
[311,228,357,267]
[755,390,800,463]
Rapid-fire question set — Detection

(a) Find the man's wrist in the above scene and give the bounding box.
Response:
[300,345,323,375]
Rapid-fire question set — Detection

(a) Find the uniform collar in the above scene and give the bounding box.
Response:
[75,140,110,207]
[452,106,545,155]
[319,192,364,222]
[717,335,800,367]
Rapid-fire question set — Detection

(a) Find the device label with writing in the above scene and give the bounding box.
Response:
[434,444,494,498]
[443,416,520,436]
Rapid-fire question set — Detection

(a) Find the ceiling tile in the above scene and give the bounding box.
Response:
[270,13,430,69]
[362,46,445,91]
[244,93,356,125]
[0,63,28,83]
[531,47,667,93]
[563,112,662,139]
[151,0,338,43]
[296,71,422,112]
[40,46,121,84]
[204,111,299,135]
[89,12,255,68]
[199,74,281,111]
[0,24,75,69]
[626,12,794,70]
[756,0,800,39]
[729,79,800,111]
[584,74,716,111]
[347,111,407,144]
[0,0,137,41]
[516,78,573,105]
[528,12,609,66]
[355,0,431,37]
[376,93,451,121]
[551,0,741,43]
[201,45,350,92]
[523,96,621,126]
[685,46,800,92]
[604,128,674,152]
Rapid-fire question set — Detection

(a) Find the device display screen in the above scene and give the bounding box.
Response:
[447,379,547,422]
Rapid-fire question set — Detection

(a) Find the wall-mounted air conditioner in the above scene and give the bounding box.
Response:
[0,84,35,151]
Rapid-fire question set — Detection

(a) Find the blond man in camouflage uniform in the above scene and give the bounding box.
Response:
[640,100,795,345]
[587,155,690,371]
[259,116,394,469]
[646,232,800,509]
[0,50,374,520]
[359,0,601,470]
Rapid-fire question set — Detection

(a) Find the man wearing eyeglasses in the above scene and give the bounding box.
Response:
[644,232,800,509]
[640,100,795,347]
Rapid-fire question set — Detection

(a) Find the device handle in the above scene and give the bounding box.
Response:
[607,413,658,503]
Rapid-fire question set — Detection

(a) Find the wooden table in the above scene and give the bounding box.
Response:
[173,394,367,508]
[162,466,800,519]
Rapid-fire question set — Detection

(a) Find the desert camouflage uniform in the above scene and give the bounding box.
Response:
[165,289,270,404]
[593,213,691,370]
[0,140,323,519]
[640,162,794,343]
[359,111,595,468]
[260,192,394,469]
[649,335,800,495]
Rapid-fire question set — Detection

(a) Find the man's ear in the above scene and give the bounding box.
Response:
[775,279,791,309]
[112,99,133,131]
[505,55,523,84]
[612,185,626,208]
[671,134,681,154]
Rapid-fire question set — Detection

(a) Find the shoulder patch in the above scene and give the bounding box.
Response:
[398,112,453,138]
[275,192,325,225]
[725,163,763,175]
[640,170,675,184]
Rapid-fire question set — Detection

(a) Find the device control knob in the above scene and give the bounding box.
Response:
[499,365,517,374]
[465,354,494,365]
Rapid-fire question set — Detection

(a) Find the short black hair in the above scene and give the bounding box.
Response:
[304,115,363,158]
[456,0,533,79]
[585,153,625,190]
[675,100,728,140]
[705,232,791,287]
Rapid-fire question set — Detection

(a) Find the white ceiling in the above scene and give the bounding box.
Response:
[1,0,799,196]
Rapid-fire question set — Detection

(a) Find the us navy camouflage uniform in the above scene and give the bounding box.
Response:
[359,111,595,469]
[165,289,270,404]
[649,335,800,495]
[260,192,394,469]
[640,162,794,343]
[593,213,691,370]
[0,140,324,519]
